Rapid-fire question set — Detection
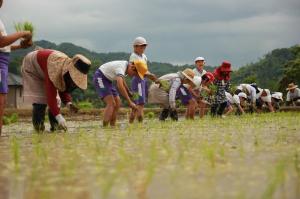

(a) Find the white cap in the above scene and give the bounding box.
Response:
[194,57,205,62]
[272,92,283,101]
[238,92,247,99]
[133,37,147,46]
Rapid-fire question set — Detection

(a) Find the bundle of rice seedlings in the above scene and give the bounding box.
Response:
[14,21,35,36]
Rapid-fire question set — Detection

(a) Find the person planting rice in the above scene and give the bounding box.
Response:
[235,83,258,113]
[255,87,274,112]
[211,61,232,117]
[271,92,283,110]
[21,49,91,132]
[286,83,300,106]
[190,72,215,118]
[129,37,157,123]
[0,0,33,135]
[224,92,247,116]
[93,60,149,127]
[148,68,196,121]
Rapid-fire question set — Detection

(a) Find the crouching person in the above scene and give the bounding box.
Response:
[224,92,247,116]
[22,49,91,132]
[271,92,283,110]
[148,69,196,121]
[93,60,148,127]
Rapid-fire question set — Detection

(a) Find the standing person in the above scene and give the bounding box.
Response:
[286,83,300,106]
[129,37,157,123]
[211,61,232,117]
[93,60,149,127]
[193,56,207,77]
[22,49,91,132]
[0,0,33,135]
[148,69,196,121]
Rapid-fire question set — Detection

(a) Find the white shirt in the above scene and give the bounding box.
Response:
[287,88,300,101]
[193,68,206,77]
[159,73,182,109]
[226,92,240,104]
[99,61,128,81]
[0,19,11,53]
[129,52,147,63]
[257,88,272,103]
[238,84,257,103]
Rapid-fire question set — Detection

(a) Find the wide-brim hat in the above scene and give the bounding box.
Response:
[182,68,195,86]
[47,51,91,91]
[133,60,148,80]
[272,92,283,101]
[286,83,298,91]
[68,54,91,90]
[220,61,232,72]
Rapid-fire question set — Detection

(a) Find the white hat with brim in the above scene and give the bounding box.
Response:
[133,37,147,46]
[194,57,205,62]
[272,92,283,101]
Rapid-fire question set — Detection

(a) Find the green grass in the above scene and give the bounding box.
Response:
[1,112,300,199]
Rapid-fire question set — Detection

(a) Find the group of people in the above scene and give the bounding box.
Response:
[0,0,299,133]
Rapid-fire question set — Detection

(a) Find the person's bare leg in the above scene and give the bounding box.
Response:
[199,102,206,118]
[136,105,144,122]
[0,94,6,135]
[187,99,197,120]
[110,96,121,126]
[267,102,274,112]
[103,95,116,127]
[225,105,234,116]
[129,108,136,123]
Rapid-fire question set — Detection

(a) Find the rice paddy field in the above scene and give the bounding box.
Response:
[0,112,300,199]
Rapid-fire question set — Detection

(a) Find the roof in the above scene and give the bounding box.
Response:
[8,73,22,86]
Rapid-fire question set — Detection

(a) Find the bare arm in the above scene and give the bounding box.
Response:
[0,31,31,48]
[116,76,137,110]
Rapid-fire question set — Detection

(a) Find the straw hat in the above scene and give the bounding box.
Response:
[133,60,148,79]
[286,83,298,91]
[182,68,195,82]
[47,51,91,91]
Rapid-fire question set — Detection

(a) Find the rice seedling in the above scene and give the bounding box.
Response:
[14,21,35,36]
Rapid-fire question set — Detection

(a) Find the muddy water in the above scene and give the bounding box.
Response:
[0,113,300,199]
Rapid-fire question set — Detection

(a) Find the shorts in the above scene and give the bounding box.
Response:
[93,69,119,99]
[176,85,193,105]
[131,76,147,105]
[0,53,10,94]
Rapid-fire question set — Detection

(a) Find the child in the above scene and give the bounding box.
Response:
[93,60,149,127]
[0,0,32,135]
[129,37,157,123]
[211,61,232,117]
[193,56,207,77]
[224,92,247,116]
[148,68,196,121]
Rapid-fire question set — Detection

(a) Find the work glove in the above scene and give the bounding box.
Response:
[55,114,68,131]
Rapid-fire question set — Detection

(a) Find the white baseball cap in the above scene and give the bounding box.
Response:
[133,37,147,46]
[272,92,283,101]
[238,92,247,99]
[194,57,205,62]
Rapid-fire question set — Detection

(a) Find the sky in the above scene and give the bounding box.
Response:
[1,0,300,68]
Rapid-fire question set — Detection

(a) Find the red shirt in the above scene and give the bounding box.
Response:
[37,50,72,116]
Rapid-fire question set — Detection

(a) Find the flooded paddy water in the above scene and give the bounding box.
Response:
[0,112,300,199]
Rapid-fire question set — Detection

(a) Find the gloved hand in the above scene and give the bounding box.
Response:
[67,102,79,114]
[55,114,68,131]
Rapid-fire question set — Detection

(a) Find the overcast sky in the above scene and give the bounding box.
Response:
[1,0,300,67]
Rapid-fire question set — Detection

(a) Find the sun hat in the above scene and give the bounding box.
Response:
[203,72,215,83]
[47,51,91,91]
[133,60,148,79]
[181,68,195,83]
[220,61,232,72]
[272,92,283,101]
[133,37,147,46]
[194,57,205,62]
[238,92,247,99]
[286,83,298,91]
